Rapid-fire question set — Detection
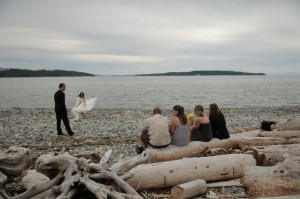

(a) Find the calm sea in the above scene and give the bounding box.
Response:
[0,76,299,110]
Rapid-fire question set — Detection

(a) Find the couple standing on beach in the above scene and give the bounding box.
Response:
[54,83,97,136]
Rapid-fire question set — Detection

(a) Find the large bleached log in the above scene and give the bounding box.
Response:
[232,137,287,148]
[277,117,300,131]
[171,179,207,199]
[252,144,300,166]
[126,154,256,190]
[147,139,239,163]
[230,130,260,138]
[206,179,242,187]
[147,129,298,163]
[241,156,300,198]
[258,130,300,138]
[287,138,300,144]
[256,195,300,199]
[0,146,31,177]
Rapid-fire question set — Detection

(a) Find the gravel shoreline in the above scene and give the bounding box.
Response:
[1,107,300,163]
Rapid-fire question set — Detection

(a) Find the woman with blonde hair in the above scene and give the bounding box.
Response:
[190,105,213,142]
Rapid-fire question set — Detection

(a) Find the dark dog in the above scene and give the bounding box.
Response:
[261,120,276,131]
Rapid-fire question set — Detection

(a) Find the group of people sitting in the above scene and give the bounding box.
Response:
[136,103,230,154]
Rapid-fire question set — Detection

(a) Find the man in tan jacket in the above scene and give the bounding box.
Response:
[136,108,171,154]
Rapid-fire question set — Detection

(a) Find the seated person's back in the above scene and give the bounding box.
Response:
[136,108,171,153]
[169,105,190,146]
[191,105,213,142]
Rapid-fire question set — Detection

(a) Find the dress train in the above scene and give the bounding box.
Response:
[72,97,97,120]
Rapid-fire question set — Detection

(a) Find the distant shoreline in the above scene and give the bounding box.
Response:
[135,70,265,76]
[0,68,94,77]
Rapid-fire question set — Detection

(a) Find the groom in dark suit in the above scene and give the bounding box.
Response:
[54,83,75,136]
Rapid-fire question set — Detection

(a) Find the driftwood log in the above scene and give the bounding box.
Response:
[241,156,300,198]
[258,130,300,138]
[256,195,300,199]
[232,137,287,148]
[126,154,256,190]
[252,144,300,166]
[0,149,150,199]
[0,146,31,178]
[147,130,297,163]
[277,117,300,131]
[147,139,239,163]
[171,179,207,199]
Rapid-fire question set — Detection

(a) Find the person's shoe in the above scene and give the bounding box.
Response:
[71,132,79,137]
[135,146,144,154]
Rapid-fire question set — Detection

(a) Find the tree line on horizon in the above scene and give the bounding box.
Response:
[135,70,266,76]
[0,68,94,77]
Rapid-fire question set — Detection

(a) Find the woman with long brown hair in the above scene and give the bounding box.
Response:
[169,105,190,146]
[209,103,230,139]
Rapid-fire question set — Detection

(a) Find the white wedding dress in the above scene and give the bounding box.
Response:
[72,97,97,120]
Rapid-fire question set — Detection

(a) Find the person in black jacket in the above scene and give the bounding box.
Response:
[54,83,75,136]
[209,103,230,139]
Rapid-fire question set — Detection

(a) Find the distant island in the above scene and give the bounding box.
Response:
[0,68,94,77]
[135,70,265,76]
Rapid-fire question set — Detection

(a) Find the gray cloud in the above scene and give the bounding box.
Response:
[0,0,300,75]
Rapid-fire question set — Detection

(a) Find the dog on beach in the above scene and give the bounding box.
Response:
[261,120,276,131]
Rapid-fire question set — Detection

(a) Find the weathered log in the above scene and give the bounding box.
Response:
[0,171,9,199]
[111,151,150,174]
[258,130,300,138]
[286,138,300,144]
[256,195,300,199]
[0,146,31,177]
[147,139,239,163]
[206,179,242,188]
[0,171,7,189]
[22,169,50,190]
[277,117,300,131]
[171,179,207,199]
[126,154,256,190]
[252,144,300,166]
[232,137,287,148]
[146,129,298,163]
[12,173,63,199]
[230,130,260,138]
[32,152,144,199]
[241,156,300,197]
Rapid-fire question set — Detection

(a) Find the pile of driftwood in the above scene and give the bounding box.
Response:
[0,117,300,198]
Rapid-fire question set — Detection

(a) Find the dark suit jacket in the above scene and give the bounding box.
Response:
[54,90,67,112]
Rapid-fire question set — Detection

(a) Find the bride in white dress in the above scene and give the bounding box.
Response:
[72,92,97,120]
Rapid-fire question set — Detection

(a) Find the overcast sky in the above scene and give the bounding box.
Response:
[0,0,300,75]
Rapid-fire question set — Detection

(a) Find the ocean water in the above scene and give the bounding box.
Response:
[0,76,299,110]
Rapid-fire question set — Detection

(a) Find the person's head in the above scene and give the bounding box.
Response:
[172,105,181,116]
[209,103,221,116]
[78,92,85,97]
[194,105,204,117]
[59,83,66,92]
[153,108,162,115]
[173,105,187,125]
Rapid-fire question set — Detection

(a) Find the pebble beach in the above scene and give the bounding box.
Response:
[1,107,300,163]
